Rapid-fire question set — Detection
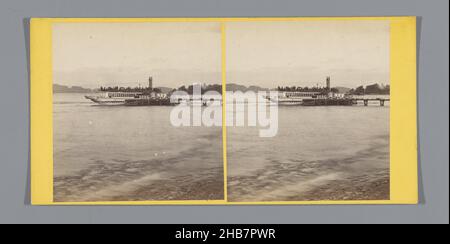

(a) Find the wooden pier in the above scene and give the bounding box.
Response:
[302,98,389,107]
[353,98,390,106]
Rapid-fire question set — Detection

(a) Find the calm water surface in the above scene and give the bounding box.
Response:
[54,93,389,202]
[53,93,223,202]
[227,99,390,201]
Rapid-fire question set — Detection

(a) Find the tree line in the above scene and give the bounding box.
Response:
[348,84,390,95]
[277,83,390,95]
[175,84,223,95]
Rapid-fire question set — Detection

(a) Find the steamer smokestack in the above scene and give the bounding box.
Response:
[326,76,331,91]
[149,76,153,92]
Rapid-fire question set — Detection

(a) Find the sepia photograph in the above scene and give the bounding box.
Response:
[52,22,224,202]
[226,20,391,202]
[0,0,440,225]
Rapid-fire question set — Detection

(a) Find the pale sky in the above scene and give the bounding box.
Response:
[53,21,390,90]
[53,22,222,89]
[226,20,390,89]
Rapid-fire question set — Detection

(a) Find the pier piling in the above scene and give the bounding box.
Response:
[364,100,369,106]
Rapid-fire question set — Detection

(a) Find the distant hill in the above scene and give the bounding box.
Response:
[53,84,92,93]
[247,85,270,92]
[226,83,269,92]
